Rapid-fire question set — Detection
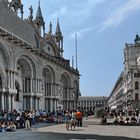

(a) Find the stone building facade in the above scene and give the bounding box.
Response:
[107,72,125,111]
[108,35,140,111]
[124,36,140,110]
[77,96,108,113]
[0,0,80,112]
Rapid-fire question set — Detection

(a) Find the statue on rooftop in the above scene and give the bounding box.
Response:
[135,34,140,44]
[29,5,33,21]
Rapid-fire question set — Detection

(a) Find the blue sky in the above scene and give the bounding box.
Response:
[21,0,140,97]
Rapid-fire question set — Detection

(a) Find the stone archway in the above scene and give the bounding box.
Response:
[59,73,70,110]
[15,55,36,111]
[42,66,55,111]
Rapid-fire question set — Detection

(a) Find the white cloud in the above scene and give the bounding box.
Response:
[70,26,96,39]
[72,0,104,22]
[50,7,67,19]
[100,0,140,32]
[49,0,104,24]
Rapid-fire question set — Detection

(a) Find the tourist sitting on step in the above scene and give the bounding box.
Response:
[99,115,107,125]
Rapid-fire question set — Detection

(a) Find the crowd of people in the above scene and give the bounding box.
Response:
[0,109,83,132]
[112,111,140,126]
[99,109,140,126]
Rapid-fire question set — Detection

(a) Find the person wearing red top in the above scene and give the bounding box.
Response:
[76,110,82,127]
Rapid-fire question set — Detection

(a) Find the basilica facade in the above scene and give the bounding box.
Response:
[0,0,80,112]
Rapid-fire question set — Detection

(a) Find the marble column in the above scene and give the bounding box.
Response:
[50,99,53,112]
[8,94,11,111]
[11,94,14,111]
[7,71,10,88]
[12,72,14,89]
[23,78,25,93]
[13,72,15,89]
[51,84,52,96]
[1,93,4,110]
[23,97,26,110]
[39,79,41,93]
[30,97,32,110]
[54,100,56,111]
[9,71,11,88]
[30,78,32,93]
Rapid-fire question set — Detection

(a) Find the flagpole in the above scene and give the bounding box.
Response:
[75,33,78,70]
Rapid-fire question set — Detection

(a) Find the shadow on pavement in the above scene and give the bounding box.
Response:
[31,131,140,140]
[0,131,139,140]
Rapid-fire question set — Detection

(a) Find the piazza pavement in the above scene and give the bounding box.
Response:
[0,117,140,140]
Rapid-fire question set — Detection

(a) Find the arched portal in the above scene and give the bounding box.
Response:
[42,66,55,111]
[15,55,36,111]
[59,73,70,110]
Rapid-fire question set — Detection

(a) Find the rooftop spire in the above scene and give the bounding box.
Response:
[36,0,43,22]
[55,18,62,35]
[35,0,45,36]
[49,22,52,34]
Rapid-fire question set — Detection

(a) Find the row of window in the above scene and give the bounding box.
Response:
[78,101,106,106]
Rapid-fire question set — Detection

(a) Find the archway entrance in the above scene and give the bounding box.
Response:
[42,67,53,111]
[15,57,33,110]
[59,74,69,110]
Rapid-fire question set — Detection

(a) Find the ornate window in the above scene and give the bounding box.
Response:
[44,43,55,56]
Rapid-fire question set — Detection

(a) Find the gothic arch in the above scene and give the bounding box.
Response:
[58,72,71,110]
[42,65,55,111]
[15,54,36,78]
[59,72,71,87]
[42,65,55,96]
[59,72,71,99]
[14,54,37,110]
[42,65,55,83]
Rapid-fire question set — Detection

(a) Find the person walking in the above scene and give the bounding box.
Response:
[70,110,77,130]
[65,111,71,130]
[25,111,31,130]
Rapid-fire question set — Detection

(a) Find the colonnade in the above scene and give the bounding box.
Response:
[0,93,14,111]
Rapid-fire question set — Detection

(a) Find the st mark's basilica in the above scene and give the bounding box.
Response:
[0,0,80,112]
